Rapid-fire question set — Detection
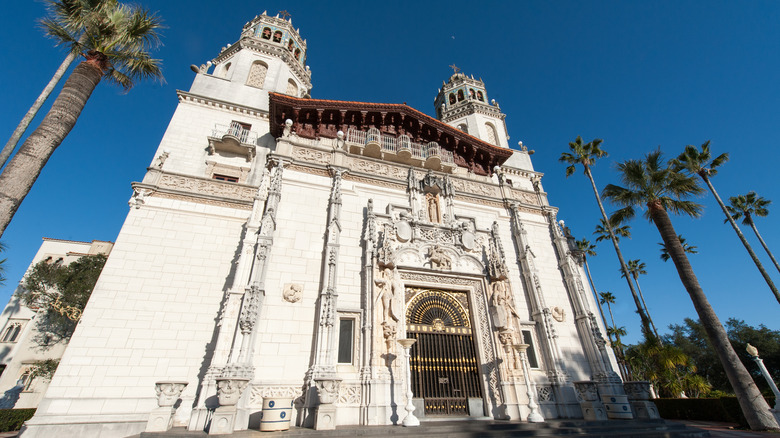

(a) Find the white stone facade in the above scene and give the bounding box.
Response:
[21,11,622,438]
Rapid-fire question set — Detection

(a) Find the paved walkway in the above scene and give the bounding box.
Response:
[668,420,780,437]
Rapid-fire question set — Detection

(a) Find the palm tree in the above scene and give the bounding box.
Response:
[603,150,779,430]
[594,217,631,243]
[727,191,780,275]
[660,234,698,262]
[560,136,653,338]
[574,238,611,340]
[674,142,780,305]
[0,0,116,170]
[0,1,163,238]
[600,292,631,380]
[621,259,660,339]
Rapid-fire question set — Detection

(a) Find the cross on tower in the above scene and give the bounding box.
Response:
[449,64,460,73]
[278,10,291,20]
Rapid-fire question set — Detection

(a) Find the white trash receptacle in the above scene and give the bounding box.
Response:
[259,397,294,432]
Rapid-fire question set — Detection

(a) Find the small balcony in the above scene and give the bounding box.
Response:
[345,129,454,171]
[207,123,258,162]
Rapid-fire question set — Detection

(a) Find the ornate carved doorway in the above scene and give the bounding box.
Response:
[405,288,483,416]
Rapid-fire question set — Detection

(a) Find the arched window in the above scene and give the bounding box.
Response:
[294,48,301,60]
[286,79,299,96]
[219,62,231,79]
[261,27,272,39]
[457,90,464,102]
[469,89,476,99]
[485,122,498,146]
[477,91,484,101]
[448,93,456,104]
[287,39,294,51]
[273,31,283,43]
[1,322,22,343]
[457,124,468,134]
[246,61,268,88]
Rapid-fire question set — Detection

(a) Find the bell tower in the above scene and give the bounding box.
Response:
[189,10,313,110]
[434,68,509,149]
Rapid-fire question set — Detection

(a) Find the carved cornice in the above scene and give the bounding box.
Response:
[132,170,255,210]
[178,91,270,118]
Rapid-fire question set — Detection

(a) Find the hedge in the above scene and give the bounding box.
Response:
[0,408,35,432]
[654,397,776,428]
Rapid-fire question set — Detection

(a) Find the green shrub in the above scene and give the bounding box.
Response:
[0,408,36,432]
[654,397,776,428]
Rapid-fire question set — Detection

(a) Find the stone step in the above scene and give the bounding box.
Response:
[138,419,709,438]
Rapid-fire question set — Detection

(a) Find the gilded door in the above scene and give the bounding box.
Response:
[405,288,483,416]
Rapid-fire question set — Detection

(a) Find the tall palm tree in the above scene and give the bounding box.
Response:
[594,217,631,243]
[727,191,780,275]
[0,0,116,170]
[574,238,611,340]
[0,241,6,285]
[560,136,653,338]
[600,291,631,380]
[603,150,779,430]
[674,142,780,305]
[0,1,163,238]
[621,259,660,339]
[660,234,698,262]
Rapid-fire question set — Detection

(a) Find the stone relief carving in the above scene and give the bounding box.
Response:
[239,284,262,335]
[538,386,555,402]
[282,283,302,303]
[551,306,566,322]
[248,385,301,407]
[425,192,442,223]
[489,280,518,330]
[159,174,255,201]
[427,245,452,270]
[291,146,331,165]
[336,384,361,405]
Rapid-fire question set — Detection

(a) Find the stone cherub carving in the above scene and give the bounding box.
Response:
[283,283,302,303]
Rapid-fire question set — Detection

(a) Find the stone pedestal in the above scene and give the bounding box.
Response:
[624,381,660,419]
[208,378,249,435]
[145,381,188,432]
[314,377,342,431]
[574,381,608,421]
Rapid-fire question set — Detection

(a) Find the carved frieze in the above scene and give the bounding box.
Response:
[291,146,331,165]
[159,174,256,201]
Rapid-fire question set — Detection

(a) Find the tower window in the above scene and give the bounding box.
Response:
[457,90,464,102]
[286,79,299,97]
[273,31,283,43]
[1,322,22,343]
[448,93,456,104]
[294,48,301,60]
[246,61,268,88]
[477,91,484,102]
[485,122,498,146]
[287,39,294,51]
[469,89,476,99]
[261,27,272,39]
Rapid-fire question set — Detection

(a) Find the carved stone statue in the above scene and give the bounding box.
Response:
[490,280,519,329]
[283,283,302,303]
[428,245,451,270]
[376,268,399,325]
[551,306,566,322]
[425,192,441,223]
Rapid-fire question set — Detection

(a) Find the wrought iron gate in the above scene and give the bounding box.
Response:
[405,288,483,416]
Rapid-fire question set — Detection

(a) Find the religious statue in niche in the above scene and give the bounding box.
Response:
[283,283,302,303]
[490,280,519,329]
[425,192,442,223]
[375,267,401,348]
[427,245,452,270]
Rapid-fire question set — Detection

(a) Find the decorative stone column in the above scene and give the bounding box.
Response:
[313,376,342,430]
[145,381,188,432]
[747,343,780,424]
[573,381,607,421]
[398,338,419,427]
[623,381,660,419]
[515,344,544,423]
[209,378,250,435]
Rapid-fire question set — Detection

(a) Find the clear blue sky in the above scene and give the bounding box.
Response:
[1,1,778,345]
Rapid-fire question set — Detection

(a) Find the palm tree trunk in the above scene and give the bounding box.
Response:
[701,175,780,305]
[748,217,780,275]
[0,51,79,171]
[0,59,103,238]
[584,258,611,341]
[649,202,779,430]
[584,166,654,337]
[632,275,661,339]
